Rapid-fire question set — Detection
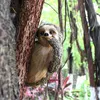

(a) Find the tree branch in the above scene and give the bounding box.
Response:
[78,0,95,87]
[58,0,63,33]
[85,0,100,86]
[16,0,44,99]
[44,2,58,14]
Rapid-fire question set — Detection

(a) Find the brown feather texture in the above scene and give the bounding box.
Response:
[26,24,62,86]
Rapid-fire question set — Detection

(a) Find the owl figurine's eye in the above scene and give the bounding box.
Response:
[50,29,55,34]
[50,31,52,34]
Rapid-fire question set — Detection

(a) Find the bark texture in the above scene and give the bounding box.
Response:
[16,0,44,99]
[85,0,100,86]
[78,0,95,86]
[0,0,19,100]
[58,0,63,33]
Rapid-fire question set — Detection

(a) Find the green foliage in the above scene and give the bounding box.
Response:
[41,0,87,70]
[41,0,59,25]
[72,41,82,67]
[79,80,90,100]
[41,0,100,70]
[63,79,90,100]
[40,1,100,99]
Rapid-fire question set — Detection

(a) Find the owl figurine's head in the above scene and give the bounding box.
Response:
[36,23,62,46]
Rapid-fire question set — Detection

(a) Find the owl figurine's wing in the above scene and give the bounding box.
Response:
[26,43,53,86]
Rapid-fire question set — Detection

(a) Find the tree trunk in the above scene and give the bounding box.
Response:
[16,0,44,99]
[78,0,95,87]
[85,0,100,99]
[85,0,100,84]
[78,0,99,99]
[0,0,19,100]
[58,0,63,33]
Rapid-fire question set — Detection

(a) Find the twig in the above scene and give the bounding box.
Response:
[96,13,100,17]
[44,2,58,14]
[55,0,64,100]
[63,0,71,43]
[58,0,63,33]
[62,0,67,44]
[95,0,100,4]
[62,52,71,68]
[58,67,63,100]
[10,7,17,13]
[44,73,49,100]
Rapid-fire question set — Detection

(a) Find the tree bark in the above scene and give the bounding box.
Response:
[0,0,19,100]
[16,0,44,99]
[85,0,100,86]
[58,0,63,33]
[85,0,100,99]
[78,0,95,87]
